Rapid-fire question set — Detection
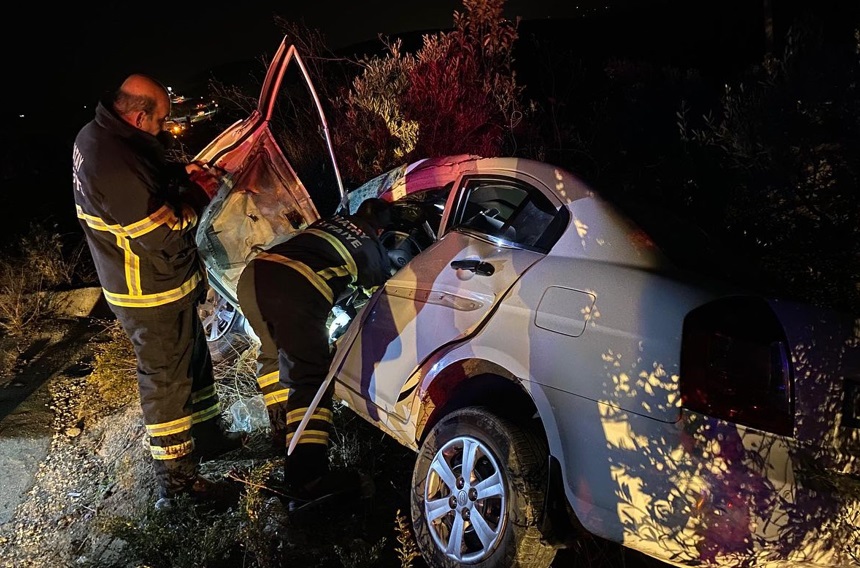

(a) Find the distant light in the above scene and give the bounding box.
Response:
[18,114,25,118]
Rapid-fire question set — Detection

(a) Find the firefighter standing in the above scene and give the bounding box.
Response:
[236,198,392,506]
[72,74,241,509]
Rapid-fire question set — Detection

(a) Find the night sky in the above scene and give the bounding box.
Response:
[73,0,605,94]
[8,0,616,126]
[4,0,849,246]
[0,0,624,243]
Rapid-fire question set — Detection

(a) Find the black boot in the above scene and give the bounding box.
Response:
[155,474,243,512]
[193,419,246,461]
[281,445,373,513]
[153,455,240,511]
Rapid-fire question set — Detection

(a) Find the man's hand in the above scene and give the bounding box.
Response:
[186,161,220,199]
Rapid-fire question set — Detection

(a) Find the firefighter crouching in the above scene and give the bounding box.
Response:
[237,197,393,509]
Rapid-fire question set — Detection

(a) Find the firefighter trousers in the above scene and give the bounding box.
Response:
[238,258,335,488]
[236,263,290,444]
[111,297,222,494]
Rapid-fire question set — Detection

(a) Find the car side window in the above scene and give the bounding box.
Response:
[452,178,560,249]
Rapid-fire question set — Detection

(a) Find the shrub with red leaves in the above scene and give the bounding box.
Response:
[331,0,527,184]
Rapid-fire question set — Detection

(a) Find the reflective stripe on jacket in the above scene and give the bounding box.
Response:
[73,99,205,309]
[256,214,390,305]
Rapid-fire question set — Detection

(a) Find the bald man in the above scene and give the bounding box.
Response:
[73,74,241,509]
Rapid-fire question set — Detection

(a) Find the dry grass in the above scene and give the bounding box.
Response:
[394,509,421,568]
[0,223,95,337]
[53,327,416,568]
[74,320,138,428]
[212,341,260,413]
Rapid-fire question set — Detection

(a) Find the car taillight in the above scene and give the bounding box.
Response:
[680,297,794,436]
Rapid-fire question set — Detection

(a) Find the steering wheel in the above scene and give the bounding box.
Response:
[380,230,423,271]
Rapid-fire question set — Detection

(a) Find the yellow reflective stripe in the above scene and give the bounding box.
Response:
[191,403,221,425]
[147,415,192,437]
[115,233,142,296]
[263,390,289,407]
[305,228,357,277]
[103,272,200,308]
[255,253,333,304]
[257,371,280,388]
[286,407,333,425]
[286,430,329,446]
[191,385,216,404]
[317,265,350,281]
[76,205,113,231]
[77,204,186,239]
[150,440,194,460]
[124,205,176,238]
[78,204,200,302]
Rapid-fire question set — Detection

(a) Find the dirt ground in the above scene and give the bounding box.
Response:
[0,289,426,568]
[0,288,663,568]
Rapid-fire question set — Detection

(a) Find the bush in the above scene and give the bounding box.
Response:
[0,223,95,336]
[329,0,527,183]
[679,15,860,312]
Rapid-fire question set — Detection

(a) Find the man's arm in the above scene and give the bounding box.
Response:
[95,155,203,253]
[163,161,220,217]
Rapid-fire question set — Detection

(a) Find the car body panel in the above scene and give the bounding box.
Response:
[333,173,860,567]
[333,230,544,421]
[195,38,860,568]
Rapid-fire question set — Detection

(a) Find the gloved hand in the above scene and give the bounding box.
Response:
[186,161,220,199]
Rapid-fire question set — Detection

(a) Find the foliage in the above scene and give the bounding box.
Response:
[0,261,47,336]
[677,16,860,312]
[334,537,388,568]
[100,501,242,568]
[393,509,421,568]
[76,319,138,426]
[85,326,421,568]
[333,37,419,180]
[329,0,526,183]
[17,223,81,289]
[0,223,95,336]
[518,5,859,313]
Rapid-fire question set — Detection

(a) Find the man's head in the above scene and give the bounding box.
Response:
[113,74,171,136]
[354,198,393,236]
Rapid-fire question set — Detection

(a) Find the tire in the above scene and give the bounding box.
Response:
[197,286,252,363]
[411,407,557,568]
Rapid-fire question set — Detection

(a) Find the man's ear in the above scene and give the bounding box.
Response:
[133,111,145,128]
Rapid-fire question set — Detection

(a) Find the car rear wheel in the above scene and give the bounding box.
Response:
[197,286,251,363]
[411,407,557,568]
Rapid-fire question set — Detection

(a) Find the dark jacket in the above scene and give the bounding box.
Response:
[73,99,208,309]
[255,214,391,306]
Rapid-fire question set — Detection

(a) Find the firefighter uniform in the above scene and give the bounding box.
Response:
[237,209,391,489]
[72,98,224,495]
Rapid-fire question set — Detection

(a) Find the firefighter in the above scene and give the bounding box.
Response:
[236,198,392,507]
[72,74,242,509]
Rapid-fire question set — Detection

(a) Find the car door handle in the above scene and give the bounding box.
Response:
[450,259,495,276]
